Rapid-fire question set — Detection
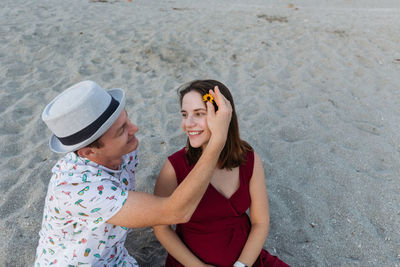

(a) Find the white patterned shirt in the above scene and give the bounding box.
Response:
[35,150,139,267]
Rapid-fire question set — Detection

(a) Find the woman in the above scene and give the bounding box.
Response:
[153,80,289,267]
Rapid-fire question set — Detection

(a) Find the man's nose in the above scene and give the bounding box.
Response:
[128,121,139,134]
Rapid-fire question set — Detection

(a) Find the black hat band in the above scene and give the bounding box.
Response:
[57,97,119,146]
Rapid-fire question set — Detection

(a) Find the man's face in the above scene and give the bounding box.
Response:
[92,110,139,167]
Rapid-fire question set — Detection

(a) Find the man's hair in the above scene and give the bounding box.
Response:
[74,137,104,154]
[87,138,104,149]
[178,79,252,170]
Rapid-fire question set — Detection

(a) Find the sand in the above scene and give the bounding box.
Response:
[1,0,400,266]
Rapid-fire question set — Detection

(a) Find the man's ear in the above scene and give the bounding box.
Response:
[76,147,95,158]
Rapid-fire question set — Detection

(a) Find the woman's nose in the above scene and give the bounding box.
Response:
[184,115,196,127]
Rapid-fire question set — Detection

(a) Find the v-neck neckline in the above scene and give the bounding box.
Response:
[209,165,242,200]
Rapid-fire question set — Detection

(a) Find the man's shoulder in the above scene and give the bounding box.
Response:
[50,153,112,186]
[53,152,90,168]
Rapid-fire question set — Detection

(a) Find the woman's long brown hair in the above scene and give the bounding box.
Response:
[178,80,253,169]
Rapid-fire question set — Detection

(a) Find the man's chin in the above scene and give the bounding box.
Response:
[128,135,138,145]
[128,139,139,152]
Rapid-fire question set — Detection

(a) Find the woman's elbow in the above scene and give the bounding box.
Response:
[252,221,269,234]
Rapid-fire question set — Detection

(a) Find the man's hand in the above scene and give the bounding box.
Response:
[205,86,232,146]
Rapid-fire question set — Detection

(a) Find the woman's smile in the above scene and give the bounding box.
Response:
[187,131,203,136]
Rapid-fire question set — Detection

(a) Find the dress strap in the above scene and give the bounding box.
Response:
[241,150,255,183]
[168,148,192,184]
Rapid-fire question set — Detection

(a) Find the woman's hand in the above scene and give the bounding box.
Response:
[205,86,232,146]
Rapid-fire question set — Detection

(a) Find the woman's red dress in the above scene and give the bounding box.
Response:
[165,148,289,267]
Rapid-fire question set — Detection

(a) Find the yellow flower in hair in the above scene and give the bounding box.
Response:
[202,93,214,103]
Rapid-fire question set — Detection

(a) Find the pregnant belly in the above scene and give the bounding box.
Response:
[178,217,250,267]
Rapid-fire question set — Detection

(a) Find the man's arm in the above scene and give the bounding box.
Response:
[107,87,232,228]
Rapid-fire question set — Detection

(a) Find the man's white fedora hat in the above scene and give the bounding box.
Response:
[42,80,126,153]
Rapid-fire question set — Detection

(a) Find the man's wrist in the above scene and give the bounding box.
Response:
[208,134,227,148]
[233,261,248,267]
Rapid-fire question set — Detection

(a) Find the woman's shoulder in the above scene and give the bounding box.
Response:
[168,147,190,183]
[168,147,187,162]
[244,146,255,164]
[168,146,188,164]
[240,148,256,181]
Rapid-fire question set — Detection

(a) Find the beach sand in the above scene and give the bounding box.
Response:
[1,0,400,266]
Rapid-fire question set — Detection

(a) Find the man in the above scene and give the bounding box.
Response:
[35,80,232,266]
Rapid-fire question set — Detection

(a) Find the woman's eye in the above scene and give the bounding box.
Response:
[181,113,187,118]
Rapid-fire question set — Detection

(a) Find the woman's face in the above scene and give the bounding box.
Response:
[181,91,211,150]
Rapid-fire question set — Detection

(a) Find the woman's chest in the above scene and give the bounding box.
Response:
[190,178,251,221]
[210,167,240,199]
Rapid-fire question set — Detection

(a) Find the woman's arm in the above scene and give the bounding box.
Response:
[153,161,213,267]
[154,225,208,267]
[236,152,270,266]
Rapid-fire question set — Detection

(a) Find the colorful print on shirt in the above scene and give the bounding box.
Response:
[35,150,139,266]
